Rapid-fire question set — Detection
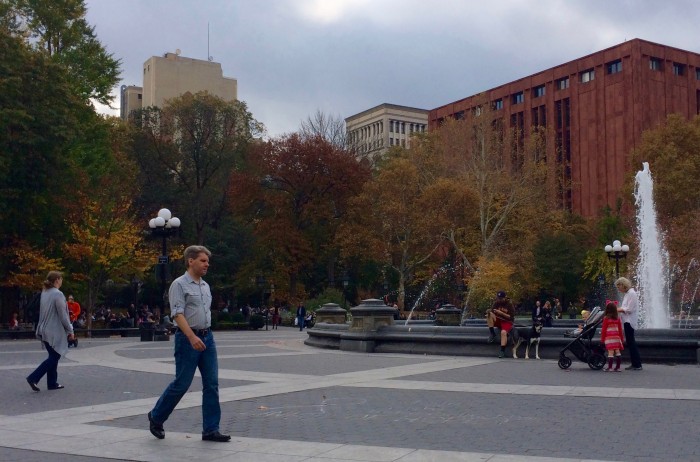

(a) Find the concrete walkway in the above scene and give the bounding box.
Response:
[1,329,699,461]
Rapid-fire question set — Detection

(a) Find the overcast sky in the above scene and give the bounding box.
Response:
[86,0,700,138]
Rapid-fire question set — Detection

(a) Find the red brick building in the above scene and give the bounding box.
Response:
[429,39,700,217]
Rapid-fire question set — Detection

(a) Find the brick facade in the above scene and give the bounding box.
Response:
[429,39,700,217]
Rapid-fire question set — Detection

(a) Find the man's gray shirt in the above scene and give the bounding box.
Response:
[169,272,212,330]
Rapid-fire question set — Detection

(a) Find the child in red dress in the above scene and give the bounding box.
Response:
[600,302,625,371]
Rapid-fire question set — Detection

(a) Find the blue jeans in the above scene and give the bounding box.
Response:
[150,331,221,434]
[297,315,304,330]
[27,341,61,388]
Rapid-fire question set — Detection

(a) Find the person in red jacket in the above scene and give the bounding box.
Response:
[66,295,81,325]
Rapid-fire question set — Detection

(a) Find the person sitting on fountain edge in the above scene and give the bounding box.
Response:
[486,291,515,358]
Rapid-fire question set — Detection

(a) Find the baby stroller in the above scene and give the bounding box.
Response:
[557,306,606,370]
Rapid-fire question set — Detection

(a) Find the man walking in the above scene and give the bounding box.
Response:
[147,245,230,442]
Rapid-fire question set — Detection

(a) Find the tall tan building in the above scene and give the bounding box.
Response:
[120,52,237,119]
[345,103,429,160]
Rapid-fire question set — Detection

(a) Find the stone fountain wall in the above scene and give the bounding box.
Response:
[305,299,700,364]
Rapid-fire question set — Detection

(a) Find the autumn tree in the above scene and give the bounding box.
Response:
[230,134,370,302]
[338,157,463,310]
[132,92,263,244]
[0,25,109,303]
[61,146,157,328]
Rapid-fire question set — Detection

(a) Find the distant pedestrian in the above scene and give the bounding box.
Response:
[542,301,553,327]
[271,306,280,329]
[616,277,643,371]
[532,300,542,323]
[601,302,624,371]
[26,271,75,392]
[8,312,20,340]
[296,304,306,331]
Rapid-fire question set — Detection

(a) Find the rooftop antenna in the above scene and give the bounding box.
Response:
[207,22,213,61]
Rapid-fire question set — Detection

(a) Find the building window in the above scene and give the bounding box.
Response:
[606,59,622,74]
[493,99,503,110]
[696,68,700,80]
[401,122,405,134]
[454,111,465,120]
[512,92,524,104]
[473,106,482,116]
[673,62,685,76]
[580,69,595,83]
[138,94,142,100]
[533,85,545,98]
[649,57,662,71]
[556,77,569,90]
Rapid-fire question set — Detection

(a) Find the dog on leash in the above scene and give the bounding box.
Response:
[511,321,542,359]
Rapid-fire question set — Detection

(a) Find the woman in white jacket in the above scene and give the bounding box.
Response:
[26,271,75,391]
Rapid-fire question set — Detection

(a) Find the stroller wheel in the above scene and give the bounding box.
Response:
[588,353,606,370]
[558,356,572,369]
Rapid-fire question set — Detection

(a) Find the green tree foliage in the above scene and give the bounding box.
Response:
[132,92,263,244]
[0,28,84,257]
[11,0,121,105]
[533,228,587,304]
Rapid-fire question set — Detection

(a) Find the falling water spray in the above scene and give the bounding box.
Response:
[634,162,670,328]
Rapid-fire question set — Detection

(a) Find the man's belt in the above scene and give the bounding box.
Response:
[175,327,210,337]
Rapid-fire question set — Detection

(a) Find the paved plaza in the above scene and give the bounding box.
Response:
[1,328,699,462]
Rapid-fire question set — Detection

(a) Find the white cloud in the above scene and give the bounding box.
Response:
[296,0,372,24]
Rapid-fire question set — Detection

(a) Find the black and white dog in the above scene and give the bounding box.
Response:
[510,321,543,359]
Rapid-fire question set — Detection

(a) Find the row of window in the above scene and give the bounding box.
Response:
[389,120,427,134]
[494,56,699,111]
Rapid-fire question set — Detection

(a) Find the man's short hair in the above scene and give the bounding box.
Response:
[183,245,211,267]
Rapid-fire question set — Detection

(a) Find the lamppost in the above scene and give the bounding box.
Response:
[269,283,275,331]
[456,281,465,309]
[604,240,629,280]
[256,275,268,330]
[149,208,181,310]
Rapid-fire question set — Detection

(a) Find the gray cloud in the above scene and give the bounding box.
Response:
[86,0,700,137]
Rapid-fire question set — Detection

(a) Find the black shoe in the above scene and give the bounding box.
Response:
[26,378,40,392]
[625,365,643,371]
[48,384,65,390]
[148,412,165,439]
[202,431,231,442]
[498,350,505,358]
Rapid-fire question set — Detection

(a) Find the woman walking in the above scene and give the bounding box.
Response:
[26,271,75,391]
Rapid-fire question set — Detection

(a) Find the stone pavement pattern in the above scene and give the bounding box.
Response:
[1,329,700,462]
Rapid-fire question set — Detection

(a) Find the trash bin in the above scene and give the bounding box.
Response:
[140,322,155,342]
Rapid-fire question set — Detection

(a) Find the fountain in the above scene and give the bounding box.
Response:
[305,162,700,364]
[634,162,670,328]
